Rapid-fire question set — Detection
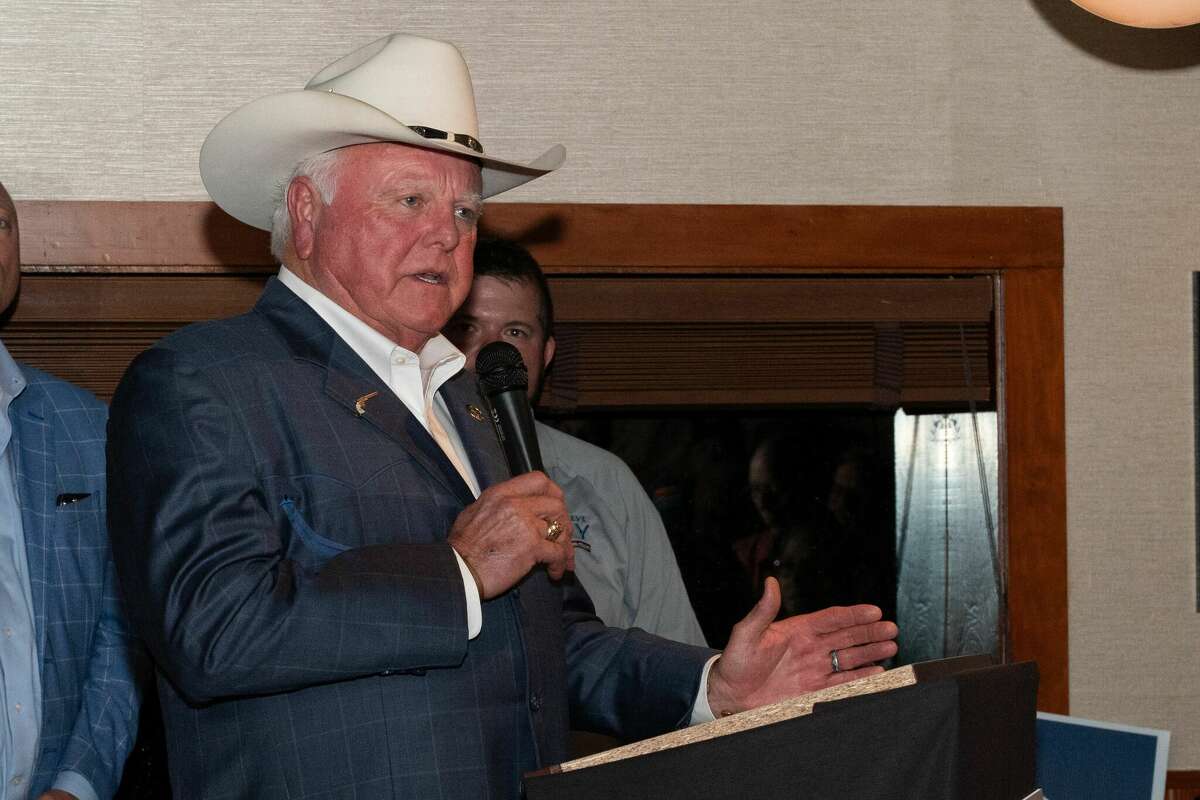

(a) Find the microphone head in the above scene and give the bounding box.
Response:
[475,341,529,397]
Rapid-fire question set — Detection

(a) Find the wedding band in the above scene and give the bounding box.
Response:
[830,649,841,673]
[544,519,563,542]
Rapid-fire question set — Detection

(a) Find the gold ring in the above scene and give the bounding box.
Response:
[544,519,563,542]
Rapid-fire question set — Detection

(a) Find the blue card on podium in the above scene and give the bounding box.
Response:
[1036,712,1169,800]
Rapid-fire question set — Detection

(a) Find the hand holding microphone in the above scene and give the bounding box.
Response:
[446,341,573,598]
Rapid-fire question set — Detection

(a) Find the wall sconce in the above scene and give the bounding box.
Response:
[1070,0,1200,27]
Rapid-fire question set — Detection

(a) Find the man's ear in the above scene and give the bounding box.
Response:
[287,177,321,261]
[542,335,556,371]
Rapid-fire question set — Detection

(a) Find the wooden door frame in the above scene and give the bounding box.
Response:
[13,201,1068,712]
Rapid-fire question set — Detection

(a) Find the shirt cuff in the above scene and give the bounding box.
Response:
[451,547,482,639]
[689,654,722,725]
[53,770,99,800]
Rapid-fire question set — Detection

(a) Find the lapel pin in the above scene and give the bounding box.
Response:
[467,404,485,421]
[354,391,380,416]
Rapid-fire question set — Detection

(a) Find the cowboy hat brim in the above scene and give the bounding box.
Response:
[200,89,565,231]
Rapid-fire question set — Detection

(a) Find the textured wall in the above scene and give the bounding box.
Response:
[2,0,1198,767]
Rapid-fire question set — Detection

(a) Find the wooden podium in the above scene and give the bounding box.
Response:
[524,656,1038,800]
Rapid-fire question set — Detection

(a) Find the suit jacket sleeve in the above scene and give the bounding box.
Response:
[561,577,717,741]
[54,552,144,800]
[107,344,471,705]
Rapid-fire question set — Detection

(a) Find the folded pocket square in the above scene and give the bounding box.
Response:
[56,492,92,506]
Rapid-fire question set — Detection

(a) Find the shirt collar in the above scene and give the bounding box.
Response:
[277,266,466,402]
[0,339,27,415]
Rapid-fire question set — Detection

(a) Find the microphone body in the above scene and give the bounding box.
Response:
[475,341,544,475]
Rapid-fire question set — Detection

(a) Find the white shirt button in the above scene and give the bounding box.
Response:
[2,627,12,637]
[14,702,22,713]
[11,775,24,786]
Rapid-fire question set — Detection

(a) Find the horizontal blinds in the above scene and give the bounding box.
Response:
[4,275,265,400]
[539,276,994,410]
[0,322,182,399]
[2,274,994,408]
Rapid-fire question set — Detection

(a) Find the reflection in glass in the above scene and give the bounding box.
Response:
[546,412,892,648]
[546,408,1002,664]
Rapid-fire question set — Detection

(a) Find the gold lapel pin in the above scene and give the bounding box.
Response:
[467,404,485,421]
[354,391,380,416]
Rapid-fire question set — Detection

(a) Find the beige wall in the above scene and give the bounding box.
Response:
[2,0,1198,768]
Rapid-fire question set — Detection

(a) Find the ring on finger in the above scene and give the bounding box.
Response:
[830,649,841,673]
[544,519,563,542]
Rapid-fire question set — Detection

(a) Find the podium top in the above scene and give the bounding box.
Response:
[524,656,1038,800]
[540,654,999,776]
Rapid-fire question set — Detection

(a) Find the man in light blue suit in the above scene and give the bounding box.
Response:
[0,181,142,800]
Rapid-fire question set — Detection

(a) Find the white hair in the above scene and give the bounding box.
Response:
[269,149,346,263]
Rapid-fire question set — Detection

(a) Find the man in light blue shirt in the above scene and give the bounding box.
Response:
[0,181,142,800]
[445,237,707,646]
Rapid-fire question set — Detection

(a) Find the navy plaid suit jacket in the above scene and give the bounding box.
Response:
[12,363,143,799]
[107,279,713,800]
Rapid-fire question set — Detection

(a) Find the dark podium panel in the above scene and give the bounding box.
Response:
[525,661,1038,800]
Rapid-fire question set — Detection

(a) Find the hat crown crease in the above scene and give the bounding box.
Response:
[305,33,481,140]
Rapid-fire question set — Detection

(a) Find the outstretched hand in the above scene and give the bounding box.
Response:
[705,577,899,718]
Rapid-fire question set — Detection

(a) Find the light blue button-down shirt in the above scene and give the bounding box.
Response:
[0,345,40,800]
[0,344,97,800]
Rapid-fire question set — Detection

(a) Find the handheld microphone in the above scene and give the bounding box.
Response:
[475,341,544,475]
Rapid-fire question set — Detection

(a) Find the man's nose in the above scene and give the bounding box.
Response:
[427,205,461,250]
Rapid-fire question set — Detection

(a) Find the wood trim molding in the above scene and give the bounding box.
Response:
[1167,769,1200,800]
[15,201,1063,273]
[1000,266,1068,712]
[8,201,1068,713]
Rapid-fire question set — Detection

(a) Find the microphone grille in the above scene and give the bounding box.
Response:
[475,341,529,396]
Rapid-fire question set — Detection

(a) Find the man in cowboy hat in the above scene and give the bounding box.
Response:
[106,34,897,800]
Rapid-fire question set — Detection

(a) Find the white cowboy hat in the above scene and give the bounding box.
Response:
[199,33,566,231]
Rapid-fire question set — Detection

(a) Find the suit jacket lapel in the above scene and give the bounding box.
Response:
[325,340,476,507]
[255,279,477,506]
[11,387,52,662]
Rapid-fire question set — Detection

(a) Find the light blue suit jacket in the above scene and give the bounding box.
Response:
[13,364,142,799]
